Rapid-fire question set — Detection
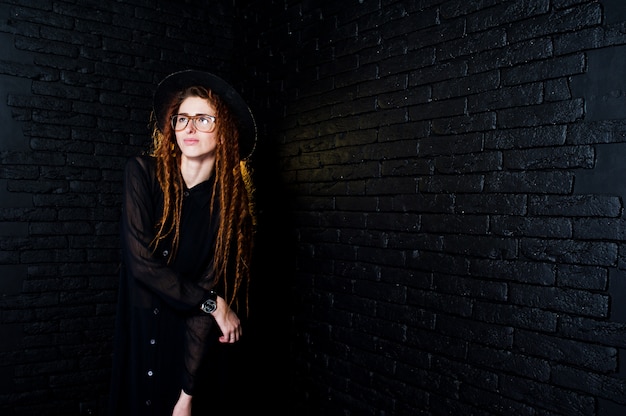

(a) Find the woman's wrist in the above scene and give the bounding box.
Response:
[179,389,192,401]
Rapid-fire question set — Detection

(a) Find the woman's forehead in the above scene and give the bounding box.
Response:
[178,96,215,114]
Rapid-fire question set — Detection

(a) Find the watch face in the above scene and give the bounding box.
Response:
[202,298,217,314]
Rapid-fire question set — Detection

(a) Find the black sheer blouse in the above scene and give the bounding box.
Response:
[108,155,221,416]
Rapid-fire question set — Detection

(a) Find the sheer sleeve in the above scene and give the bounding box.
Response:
[121,156,209,310]
[183,266,219,394]
[182,313,216,394]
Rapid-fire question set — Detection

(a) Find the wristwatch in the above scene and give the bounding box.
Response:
[200,290,218,314]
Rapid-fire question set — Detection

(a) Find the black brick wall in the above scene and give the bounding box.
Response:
[0,1,249,415]
[4,0,626,415]
[243,0,626,415]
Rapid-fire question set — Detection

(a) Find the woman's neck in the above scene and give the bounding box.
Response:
[180,155,215,188]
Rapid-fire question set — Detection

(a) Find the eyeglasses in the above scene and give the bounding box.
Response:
[171,114,217,133]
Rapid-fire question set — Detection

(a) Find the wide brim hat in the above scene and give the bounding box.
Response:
[153,69,257,159]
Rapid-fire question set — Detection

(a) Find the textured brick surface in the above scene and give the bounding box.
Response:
[243,0,626,415]
[4,0,626,415]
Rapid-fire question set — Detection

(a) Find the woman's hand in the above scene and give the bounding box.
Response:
[172,389,192,416]
[211,296,242,343]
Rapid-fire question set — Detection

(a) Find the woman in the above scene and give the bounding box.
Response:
[108,70,257,416]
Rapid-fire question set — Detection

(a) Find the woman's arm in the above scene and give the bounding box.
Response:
[172,390,192,416]
[121,156,208,310]
[181,294,242,396]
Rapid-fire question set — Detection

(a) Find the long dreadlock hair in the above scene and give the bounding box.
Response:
[148,86,256,313]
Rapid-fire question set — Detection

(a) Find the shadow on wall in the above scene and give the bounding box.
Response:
[241,122,300,412]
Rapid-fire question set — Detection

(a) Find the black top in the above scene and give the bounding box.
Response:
[108,155,221,416]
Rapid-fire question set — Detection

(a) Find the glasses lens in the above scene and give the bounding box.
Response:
[194,116,214,132]
[171,115,187,131]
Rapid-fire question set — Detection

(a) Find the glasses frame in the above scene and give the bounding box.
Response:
[170,114,217,133]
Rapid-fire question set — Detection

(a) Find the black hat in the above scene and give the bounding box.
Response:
[153,70,257,159]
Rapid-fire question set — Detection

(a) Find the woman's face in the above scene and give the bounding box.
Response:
[174,96,218,162]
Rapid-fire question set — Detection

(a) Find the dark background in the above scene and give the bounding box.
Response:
[2,0,626,415]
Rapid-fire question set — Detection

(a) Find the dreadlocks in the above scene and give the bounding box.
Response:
[148,86,256,313]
